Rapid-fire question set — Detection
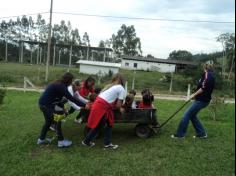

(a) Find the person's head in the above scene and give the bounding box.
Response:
[129,89,136,96]
[111,73,125,86]
[72,79,81,91]
[141,89,154,105]
[85,76,95,89]
[94,87,102,95]
[60,72,74,86]
[203,62,214,72]
[125,94,134,106]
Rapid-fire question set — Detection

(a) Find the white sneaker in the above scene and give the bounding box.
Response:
[58,140,72,148]
[193,134,208,139]
[82,141,95,147]
[49,125,56,131]
[170,134,185,139]
[74,118,82,124]
[104,143,119,149]
[37,138,53,145]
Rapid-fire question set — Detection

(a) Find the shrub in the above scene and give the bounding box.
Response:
[0,88,6,105]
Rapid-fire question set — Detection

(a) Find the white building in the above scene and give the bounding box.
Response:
[121,56,197,73]
[76,60,121,75]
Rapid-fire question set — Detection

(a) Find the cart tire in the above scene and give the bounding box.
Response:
[135,124,152,138]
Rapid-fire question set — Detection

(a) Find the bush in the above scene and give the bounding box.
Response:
[0,88,6,105]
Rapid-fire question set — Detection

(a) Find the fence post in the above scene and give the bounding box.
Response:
[187,84,191,100]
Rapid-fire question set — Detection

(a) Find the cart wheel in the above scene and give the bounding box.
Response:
[135,124,152,138]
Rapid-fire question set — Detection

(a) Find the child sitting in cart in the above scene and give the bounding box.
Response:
[77,88,101,122]
[122,89,139,112]
[138,89,159,127]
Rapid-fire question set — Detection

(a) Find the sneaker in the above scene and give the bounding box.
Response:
[104,143,119,149]
[171,134,185,139]
[49,125,56,131]
[82,141,95,147]
[37,138,53,145]
[193,134,208,139]
[74,118,82,124]
[58,140,72,148]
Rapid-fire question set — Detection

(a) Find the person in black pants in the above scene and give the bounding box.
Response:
[37,72,86,148]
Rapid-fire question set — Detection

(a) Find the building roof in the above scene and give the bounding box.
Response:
[122,56,198,66]
[76,60,121,68]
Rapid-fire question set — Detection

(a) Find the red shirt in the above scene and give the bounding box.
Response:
[138,102,154,109]
[79,81,95,98]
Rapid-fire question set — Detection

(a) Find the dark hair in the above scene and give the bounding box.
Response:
[55,72,74,86]
[141,89,154,105]
[85,76,95,88]
[129,90,136,96]
[94,87,102,94]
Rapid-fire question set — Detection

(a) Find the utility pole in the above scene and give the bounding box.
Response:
[169,72,173,93]
[132,71,136,90]
[45,0,53,82]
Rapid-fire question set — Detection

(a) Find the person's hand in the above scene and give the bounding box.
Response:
[85,104,90,110]
[189,93,195,100]
[64,109,69,116]
[120,107,125,114]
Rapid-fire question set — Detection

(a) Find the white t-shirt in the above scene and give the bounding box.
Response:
[99,84,126,104]
[67,86,89,110]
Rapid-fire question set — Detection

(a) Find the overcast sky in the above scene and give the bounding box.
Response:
[0,0,235,58]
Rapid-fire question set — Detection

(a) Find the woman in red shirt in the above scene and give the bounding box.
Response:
[74,76,95,123]
[79,76,95,98]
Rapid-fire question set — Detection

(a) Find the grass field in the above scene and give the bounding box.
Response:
[0,91,234,176]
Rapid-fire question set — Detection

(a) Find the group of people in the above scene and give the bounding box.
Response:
[37,62,215,149]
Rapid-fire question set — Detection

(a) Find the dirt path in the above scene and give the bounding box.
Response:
[4,87,235,104]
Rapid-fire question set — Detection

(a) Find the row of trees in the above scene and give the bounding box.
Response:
[0,14,143,63]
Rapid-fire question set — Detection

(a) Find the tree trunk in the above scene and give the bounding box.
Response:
[30,49,33,64]
[20,42,24,63]
[37,45,40,64]
[227,56,235,81]
[5,41,8,62]
[69,45,72,68]
[53,45,56,67]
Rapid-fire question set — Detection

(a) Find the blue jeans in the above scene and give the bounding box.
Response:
[175,100,209,137]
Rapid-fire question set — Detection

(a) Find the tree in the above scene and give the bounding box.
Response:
[217,33,235,79]
[146,54,155,58]
[168,50,193,61]
[111,24,142,57]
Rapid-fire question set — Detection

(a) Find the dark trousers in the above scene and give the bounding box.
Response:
[69,107,90,122]
[84,117,112,146]
[39,105,64,141]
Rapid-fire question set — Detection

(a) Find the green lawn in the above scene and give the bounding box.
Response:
[0,91,234,176]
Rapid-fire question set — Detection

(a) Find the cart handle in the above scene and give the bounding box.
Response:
[157,99,191,128]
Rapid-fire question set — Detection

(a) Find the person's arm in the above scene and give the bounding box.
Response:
[75,92,89,104]
[190,72,209,100]
[189,88,204,99]
[62,86,86,107]
[116,86,126,112]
